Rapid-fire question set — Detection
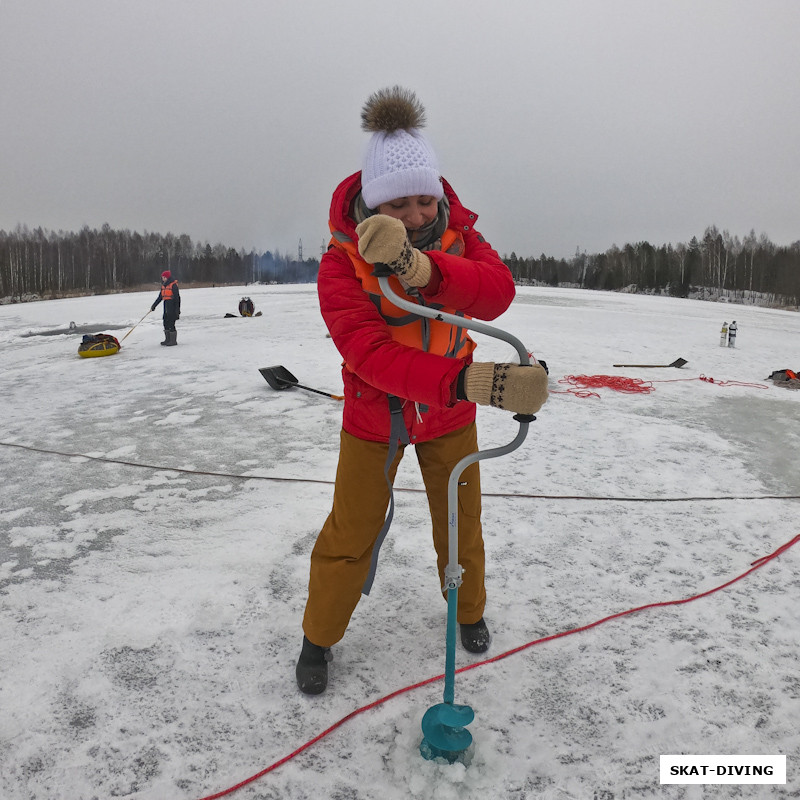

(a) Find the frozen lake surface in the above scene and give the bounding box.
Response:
[1,284,798,799]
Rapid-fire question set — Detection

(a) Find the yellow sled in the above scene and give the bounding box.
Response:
[78,334,120,358]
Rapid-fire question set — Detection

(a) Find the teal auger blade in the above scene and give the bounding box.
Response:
[420,702,475,763]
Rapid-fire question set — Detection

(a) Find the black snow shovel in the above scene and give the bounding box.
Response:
[613,357,688,369]
[259,365,344,401]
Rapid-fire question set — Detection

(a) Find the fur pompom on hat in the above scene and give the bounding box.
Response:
[360,86,443,210]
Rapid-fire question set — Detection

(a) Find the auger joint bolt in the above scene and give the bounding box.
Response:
[444,565,463,592]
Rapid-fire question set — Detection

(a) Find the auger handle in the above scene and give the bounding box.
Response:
[374,271,536,708]
[375,268,533,366]
[374,272,535,566]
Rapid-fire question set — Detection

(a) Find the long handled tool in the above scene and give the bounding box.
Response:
[259,365,344,401]
[372,264,536,764]
[119,309,152,343]
[613,357,687,369]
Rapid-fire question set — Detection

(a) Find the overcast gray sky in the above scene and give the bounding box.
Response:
[1,0,798,260]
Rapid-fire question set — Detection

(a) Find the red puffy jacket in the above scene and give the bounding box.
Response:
[318,171,515,444]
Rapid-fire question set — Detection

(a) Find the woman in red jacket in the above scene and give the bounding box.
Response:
[297,87,549,694]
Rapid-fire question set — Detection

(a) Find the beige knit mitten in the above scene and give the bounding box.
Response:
[464,362,549,415]
[355,215,432,287]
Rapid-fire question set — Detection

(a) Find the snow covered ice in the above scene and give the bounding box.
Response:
[1,285,799,799]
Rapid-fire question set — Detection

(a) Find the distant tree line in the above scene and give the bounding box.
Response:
[504,226,799,307]
[1,222,797,308]
[0,224,319,300]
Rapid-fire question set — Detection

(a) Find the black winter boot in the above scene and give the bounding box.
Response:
[460,618,491,653]
[160,331,169,346]
[296,636,331,695]
[165,330,177,346]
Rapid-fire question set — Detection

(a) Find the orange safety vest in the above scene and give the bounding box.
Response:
[161,280,178,301]
[329,225,477,360]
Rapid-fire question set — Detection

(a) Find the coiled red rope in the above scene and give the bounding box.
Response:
[195,532,800,800]
[557,374,655,397]
[553,374,769,398]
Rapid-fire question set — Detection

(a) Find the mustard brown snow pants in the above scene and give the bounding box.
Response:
[302,422,486,648]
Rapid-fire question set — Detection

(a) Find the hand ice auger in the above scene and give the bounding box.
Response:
[373,264,536,764]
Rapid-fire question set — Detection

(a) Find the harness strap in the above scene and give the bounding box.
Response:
[361,395,411,596]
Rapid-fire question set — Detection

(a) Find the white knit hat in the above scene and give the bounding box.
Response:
[360,87,443,209]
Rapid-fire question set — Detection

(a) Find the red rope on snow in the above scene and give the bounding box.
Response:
[556,374,655,396]
[553,374,770,398]
[195,532,800,800]
[688,375,768,389]
[463,532,800,670]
